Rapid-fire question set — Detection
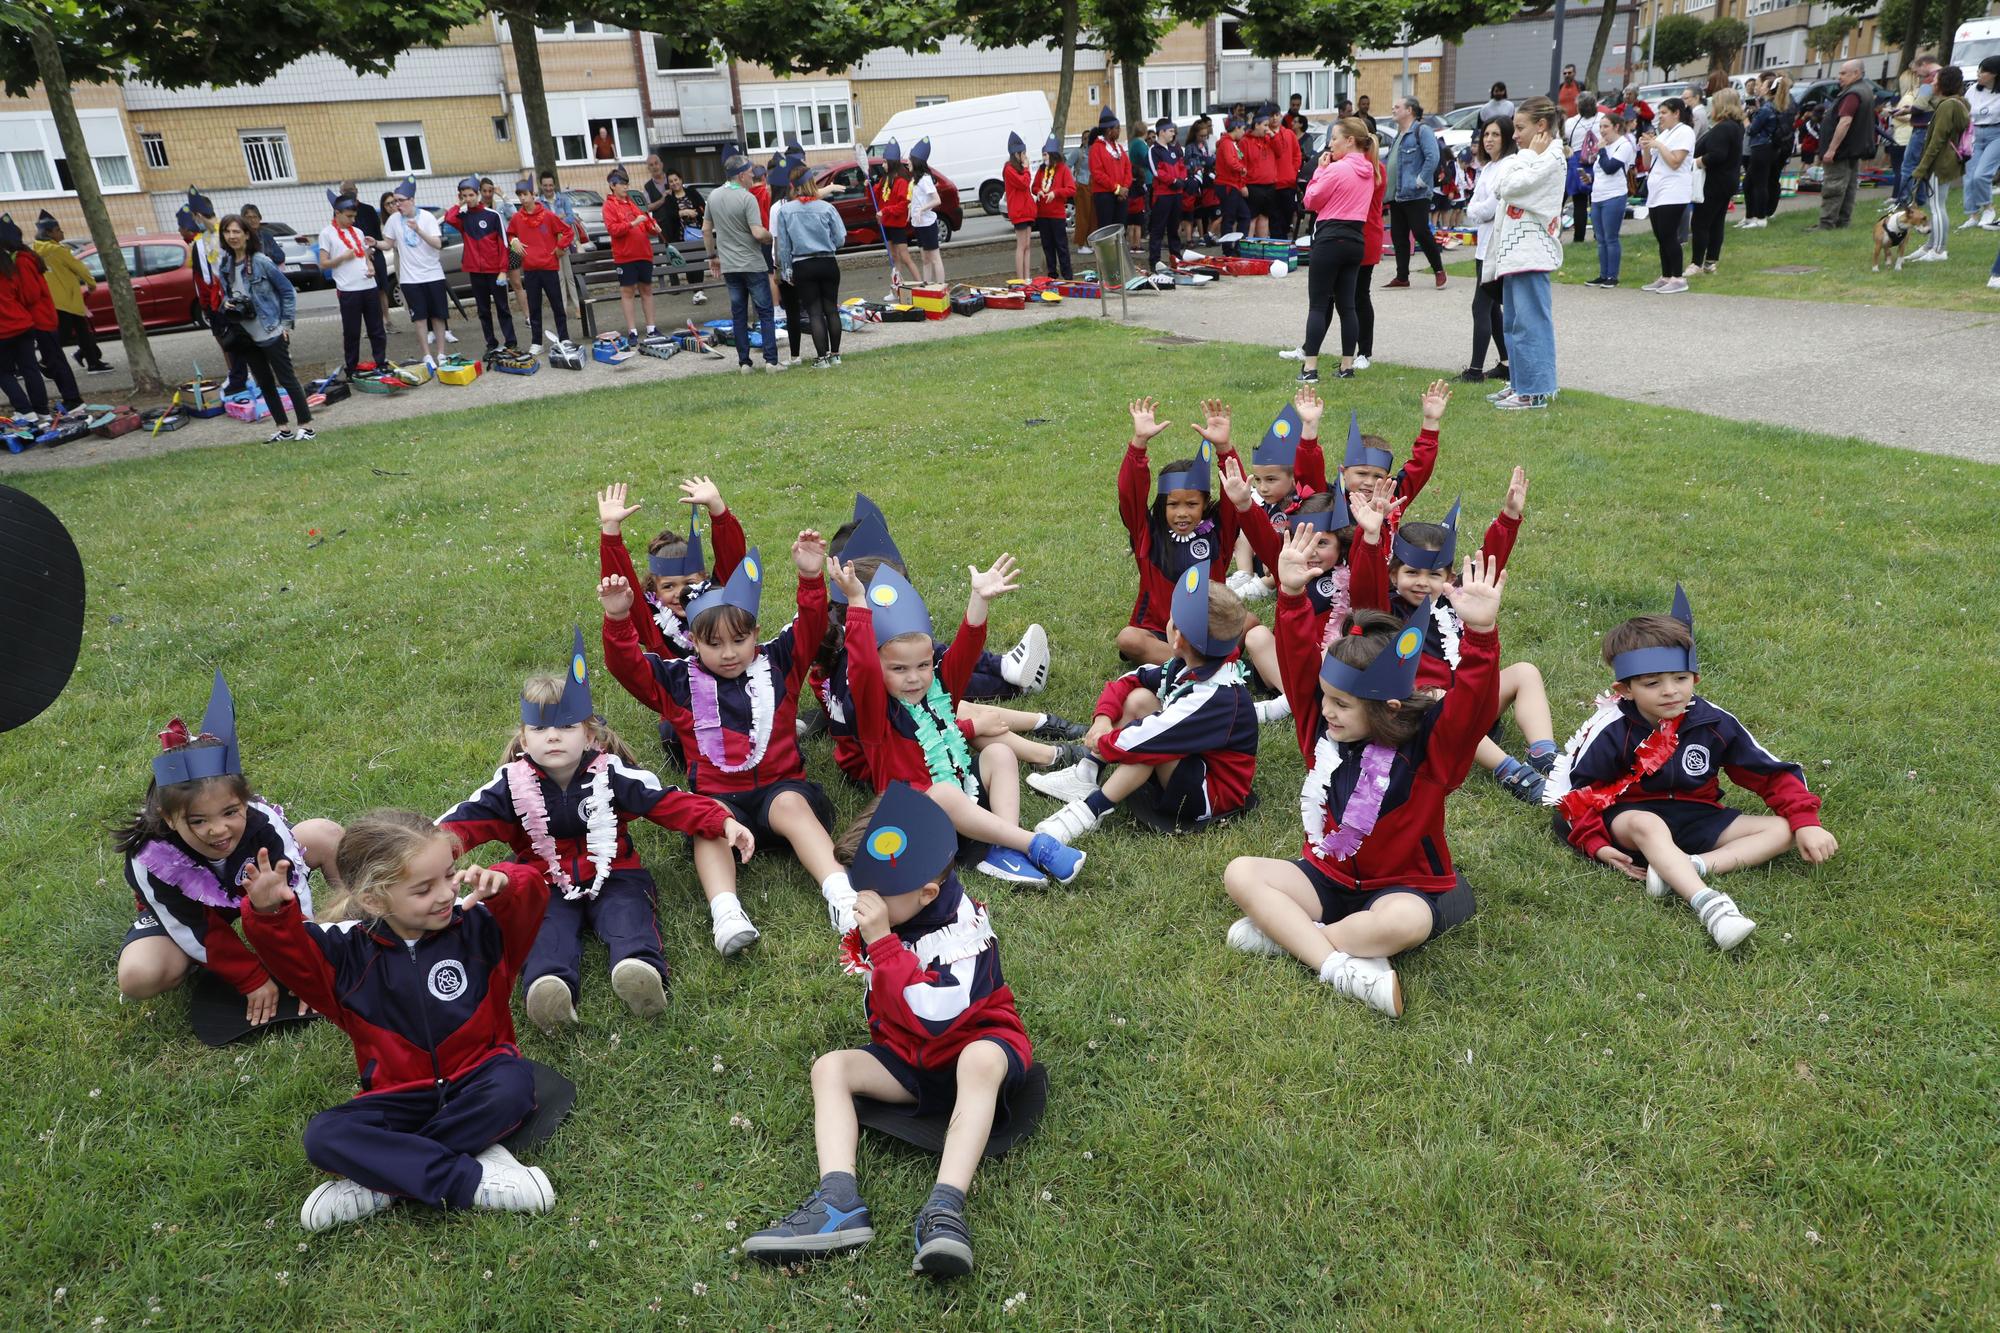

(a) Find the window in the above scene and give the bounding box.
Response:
[493,116,510,141]
[1088,86,1100,105]
[93,154,135,188]
[1220,19,1248,52]
[552,116,643,164]
[379,122,428,175]
[743,88,853,151]
[1143,71,1204,123]
[0,110,136,198]
[239,129,294,184]
[535,20,621,37]
[2,149,56,193]
[138,243,185,276]
[140,132,169,169]
[1280,70,1335,113]
[652,35,713,70]
[1749,41,1767,68]
[915,96,948,108]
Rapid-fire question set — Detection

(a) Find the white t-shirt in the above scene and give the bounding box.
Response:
[383,210,444,284]
[317,223,380,293]
[1592,136,1636,203]
[909,175,940,228]
[1645,122,1698,206]
[1688,103,1710,136]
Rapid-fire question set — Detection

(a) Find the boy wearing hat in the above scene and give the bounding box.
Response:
[31,212,110,374]
[1032,135,1076,279]
[444,176,521,359]
[1146,118,1187,271]
[602,166,662,346]
[382,178,449,372]
[743,781,1034,1278]
[1547,588,1836,951]
[1333,387,1445,512]
[508,178,578,356]
[318,190,388,375]
[1087,109,1131,245]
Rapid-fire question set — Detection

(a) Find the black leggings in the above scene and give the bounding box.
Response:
[1390,199,1443,279]
[237,334,312,426]
[1743,146,1777,219]
[521,269,568,343]
[790,254,842,359]
[0,332,48,415]
[1302,228,1364,359]
[1691,193,1731,267]
[1035,217,1072,278]
[1471,258,1506,371]
[1650,203,1688,278]
[1355,264,1376,357]
[777,275,803,357]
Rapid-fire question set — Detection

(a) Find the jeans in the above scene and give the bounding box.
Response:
[1901,129,1931,206]
[1470,258,1506,370]
[1591,196,1627,279]
[724,270,776,365]
[1390,199,1443,279]
[1649,202,1687,277]
[1884,140,1907,202]
[1964,125,2000,213]
[1302,228,1363,358]
[1500,271,1554,398]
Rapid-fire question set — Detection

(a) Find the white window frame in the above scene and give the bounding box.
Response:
[378,121,429,176]
[651,34,717,72]
[1278,67,1338,115]
[0,109,139,200]
[140,132,169,170]
[1141,67,1205,124]
[742,85,854,152]
[530,20,624,38]
[914,95,949,108]
[239,128,295,184]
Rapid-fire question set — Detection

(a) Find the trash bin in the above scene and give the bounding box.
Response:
[1087,223,1137,320]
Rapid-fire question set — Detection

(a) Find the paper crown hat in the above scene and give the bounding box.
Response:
[851,781,957,896]
[185,188,214,216]
[1609,584,1699,680]
[647,509,706,579]
[522,627,595,728]
[607,166,630,185]
[1253,403,1303,468]
[35,208,59,237]
[881,139,903,163]
[1171,564,1239,659]
[1343,410,1393,472]
[909,137,932,164]
[152,671,241,786]
[513,178,534,194]
[1043,134,1063,155]
[457,174,482,193]
[1390,496,1460,572]
[863,565,932,644]
[326,188,359,212]
[174,205,197,232]
[1320,602,1430,701]
[0,214,19,249]
[394,176,418,199]
[685,546,764,624]
[1156,439,1215,498]
[1099,106,1119,126]
[1288,483,1350,534]
[1007,131,1026,154]
[830,497,905,606]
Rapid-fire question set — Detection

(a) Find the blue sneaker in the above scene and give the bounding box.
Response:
[912,1204,973,1277]
[742,1188,874,1262]
[1027,832,1086,884]
[974,846,1047,885]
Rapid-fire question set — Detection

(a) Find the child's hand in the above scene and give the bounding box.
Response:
[793,529,828,577]
[1352,483,1406,542]
[1194,398,1232,450]
[828,558,866,603]
[599,574,635,620]
[1795,825,1838,864]
[1420,378,1452,428]
[1128,396,1171,447]
[723,818,756,863]
[1082,716,1115,756]
[1275,521,1322,596]
[243,848,294,913]
[1220,455,1254,512]
[1293,382,1323,435]
[455,865,511,905]
[853,890,890,944]
[245,978,281,1027]
[1452,552,1506,632]
[597,482,641,535]
[508,237,527,256]
[1596,846,1646,881]
[1502,465,1528,521]
[969,554,1021,604]
[679,475,725,516]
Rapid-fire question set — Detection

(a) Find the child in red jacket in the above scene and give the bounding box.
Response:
[743,782,1034,1278]
[1115,397,1247,666]
[0,216,79,412]
[602,166,661,343]
[1032,135,1076,279]
[242,809,557,1230]
[442,176,520,356]
[507,178,576,354]
[1003,132,1036,281]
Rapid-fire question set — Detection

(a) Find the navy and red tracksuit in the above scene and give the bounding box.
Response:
[438,748,730,999]
[443,204,517,348]
[1349,505,1519,695]
[815,635,1018,786]
[242,863,549,1209]
[1119,441,1244,638]
[1236,424,1332,577]
[1275,588,1497,892]
[1553,697,1823,862]
[1094,657,1259,822]
[857,881,1031,1077]
[123,800,312,995]
[1032,161,1076,277]
[1238,501,1352,631]
[843,606,986,793]
[1147,142,1188,267]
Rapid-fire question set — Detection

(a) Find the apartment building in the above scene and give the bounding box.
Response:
[1628,0,1998,82]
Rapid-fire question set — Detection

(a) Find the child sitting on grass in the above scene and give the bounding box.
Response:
[1222,528,1506,1017]
[242,810,557,1230]
[1547,586,1836,951]
[1030,564,1259,839]
[1225,386,1332,603]
[596,479,746,665]
[1116,397,1244,666]
[743,782,1032,1278]
[1333,384,1446,513]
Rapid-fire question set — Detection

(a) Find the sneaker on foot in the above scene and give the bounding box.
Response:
[712,903,761,956]
[1458,367,1487,382]
[1645,853,1708,901]
[1659,278,1690,293]
[1319,951,1402,1017]
[813,355,833,369]
[692,289,708,305]
[1353,354,1371,369]
[1384,277,1411,289]
[1226,916,1287,957]
[1433,271,1448,289]
[1279,346,1307,360]
[1296,368,1318,384]
[1695,890,1756,951]
[1493,392,1549,410]
[1027,760,1100,805]
[912,1204,974,1277]
[825,886,858,936]
[1033,797,1102,843]
[1001,623,1050,692]
[609,957,669,1017]
[830,354,843,366]
[1492,759,1545,804]
[1989,276,2000,289]
[266,428,294,443]
[84,363,115,375]
[444,329,460,344]
[528,342,541,355]
[1335,368,1356,379]
[300,1179,395,1231]
[796,704,829,743]
[1957,214,1984,230]
[764,360,788,373]
[294,426,317,442]
[974,846,1048,885]
[1254,696,1292,725]
[744,1188,875,1262]
[1026,831,1085,884]
[1485,384,1514,402]
[1641,277,1668,292]
[524,975,578,1033]
[472,1162,556,1214]
[1027,715,1084,744]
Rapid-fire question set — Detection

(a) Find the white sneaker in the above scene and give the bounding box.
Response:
[1027,760,1100,805]
[1226,916,1287,957]
[1988,276,2000,289]
[528,342,542,355]
[609,958,668,1017]
[1001,623,1050,692]
[1238,576,1273,602]
[1318,951,1403,1017]
[1695,890,1757,952]
[1353,355,1371,370]
[1957,214,1984,230]
[1907,250,1947,262]
[1640,278,1667,293]
[300,1179,394,1231]
[692,290,708,305]
[524,975,577,1033]
[1278,346,1307,361]
[1645,854,1707,900]
[1659,277,1690,294]
[423,355,439,372]
[825,890,858,936]
[475,1142,521,1173]
[472,1161,556,1214]
[1254,696,1293,725]
[1033,798,1102,843]
[712,902,761,956]
[444,329,460,344]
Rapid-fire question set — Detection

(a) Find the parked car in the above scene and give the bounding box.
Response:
[557,188,607,247]
[257,221,324,291]
[76,235,201,335]
[810,160,962,250]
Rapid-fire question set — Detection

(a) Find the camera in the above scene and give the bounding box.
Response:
[222,294,253,317]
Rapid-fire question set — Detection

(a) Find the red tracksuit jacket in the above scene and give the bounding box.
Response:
[1094,658,1259,817]
[1349,507,1518,693]
[597,509,748,661]
[1216,136,1249,190]
[1119,441,1245,634]
[506,206,574,270]
[1244,133,1278,186]
[1033,163,1076,219]
[842,605,986,793]
[602,192,659,264]
[1004,163,1037,225]
[1089,139,1132,193]
[878,177,912,229]
[858,890,1031,1072]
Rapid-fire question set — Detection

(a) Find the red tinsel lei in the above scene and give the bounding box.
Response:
[1555,713,1683,824]
[838,928,870,976]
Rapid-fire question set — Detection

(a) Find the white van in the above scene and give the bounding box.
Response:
[1954,17,2000,79]
[868,91,1053,217]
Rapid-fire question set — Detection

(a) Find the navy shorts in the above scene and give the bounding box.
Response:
[402,279,449,322]
[1297,860,1478,943]
[1012,220,1033,234]
[883,225,910,245]
[1559,799,1742,868]
[617,259,654,287]
[864,1036,1027,1118]
[1128,755,1212,827]
[708,778,833,854]
[910,221,941,251]
[122,911,171,950]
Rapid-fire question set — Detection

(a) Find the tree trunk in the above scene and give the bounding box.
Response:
[1899,0,1930,72]
[508,8,557,182]
[1936,0,1963,65]
[1122,58,1143,134]
[1586,0,1619,88]
[1052,0,1080,140]
[28,17,163,400]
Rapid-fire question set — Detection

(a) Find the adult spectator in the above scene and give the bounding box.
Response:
[1559,65,1582,118]
[652,168,706,294]
[215,214,313,443]
[1808,61,1877,232]
[1483,97,1565,410]
[774,166,846,368]
[1565,92,1600,243]
[1294,116,1380,384]
[238,204,284,263]
[1685,83,1711,137]
[1480,83,1516,126]
[1960,57,2000,232]
[1639,97,1697,293]
[1357,94,1373,124]
[1583,107,1638,287]
[705,155,782,373]
[642,154,679,238]
[1907,65,1968,261]
[1885,67,1917,202]
[341,179,395,317]
[1462,114,1516,382]
[1384,97,1446,289]
[593,127,617,161]
[1690,89,1745,276]
[1353,119,1385,370]
[1892,55,1942,207]
[1742,75,1788,227]
[538,171,577,231]
[29,212,110,374]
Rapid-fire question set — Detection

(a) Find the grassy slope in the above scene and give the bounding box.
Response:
[3,320,1997,1331]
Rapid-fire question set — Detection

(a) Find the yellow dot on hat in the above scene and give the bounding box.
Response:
[1275,421,1291,437]
[572,654,587,683]
[871,585,898,606]
[1183,569,1200,591]
[743,557,759,580]
[868,827,907,860]
[1396,627,1422,658]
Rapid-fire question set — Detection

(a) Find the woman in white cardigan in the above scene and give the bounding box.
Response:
[1479,96,1567,410]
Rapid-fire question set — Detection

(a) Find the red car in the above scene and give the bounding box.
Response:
[810,159,962,250]
[76,234,203,335]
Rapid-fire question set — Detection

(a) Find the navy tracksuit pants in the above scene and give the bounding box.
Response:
[303,1053,535,1208]
[522,867,665,1001]
[967,649,1019,701]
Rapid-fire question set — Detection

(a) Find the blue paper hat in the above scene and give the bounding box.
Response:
[607,166,630,185]
[394,176,418,200]
[1320,603,1430,701]
[1610,585,1699,680]
[1171,564,1238,659]
[863,566,932,645]
[851,781,957,896]
[1343,410,1393,472]
[327,188,358,212]
[1007,132,1026,155]
[457,175,482,193]
[512,178,534,195]
[186,188,214,217]
[175,205,197,232]
[882,139,903,164]
[784,137,803,155]
[647,509,706,579]
[1253,403,1303,469]
[1043,134,1063,155]
[1390,496,1460,572]
[522,628,594,728]
[0,214,19,249]
[830,503,905,607]
[1156,439,1215,498]
[910,137,932,164]
[36,208,60,238]
[1290,485,1350,534]
[685,547,764,624]
[152,671,241,786]
[1099,107,1119,127]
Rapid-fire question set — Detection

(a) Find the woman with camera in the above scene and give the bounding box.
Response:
[217,213,315,443]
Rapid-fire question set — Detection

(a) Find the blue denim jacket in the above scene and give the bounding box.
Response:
[218,251,298,344]
[1391,123,1440,202]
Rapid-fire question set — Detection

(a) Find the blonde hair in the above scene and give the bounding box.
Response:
[321,809,452,922]
[1767,74,1791,113]
[504,673,638,768]
[1710,89,1746,124]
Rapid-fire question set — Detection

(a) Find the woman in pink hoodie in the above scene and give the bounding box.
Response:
[1296,117,1383,385]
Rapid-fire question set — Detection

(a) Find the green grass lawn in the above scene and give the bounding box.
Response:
[5,320,1998,1330]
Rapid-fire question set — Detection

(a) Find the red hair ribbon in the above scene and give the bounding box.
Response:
[158,718,191,751]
